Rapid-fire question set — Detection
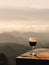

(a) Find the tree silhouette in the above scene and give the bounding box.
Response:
[0,53,9,65]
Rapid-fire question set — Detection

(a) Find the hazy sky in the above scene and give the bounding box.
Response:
[0,0,49,9]
[0,0,49,33]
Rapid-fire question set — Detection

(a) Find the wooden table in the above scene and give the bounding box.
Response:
[16,48,49,65]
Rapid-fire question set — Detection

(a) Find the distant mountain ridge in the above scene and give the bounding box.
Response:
[0,31,49,47]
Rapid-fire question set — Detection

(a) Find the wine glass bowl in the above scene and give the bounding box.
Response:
[29,38,37,47]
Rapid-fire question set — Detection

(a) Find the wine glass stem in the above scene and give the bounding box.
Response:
[30,46,35,55]
[32,46,35,50]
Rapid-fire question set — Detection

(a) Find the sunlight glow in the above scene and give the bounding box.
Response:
[0,20,49,33]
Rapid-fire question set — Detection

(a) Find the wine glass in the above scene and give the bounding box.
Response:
[29,38,37,55]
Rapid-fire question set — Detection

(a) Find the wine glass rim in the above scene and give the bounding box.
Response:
[29,38,37,42]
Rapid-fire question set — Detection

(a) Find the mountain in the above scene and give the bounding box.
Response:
[0,31,49,47]
[10,31,49,47]
[0,32,26,45]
